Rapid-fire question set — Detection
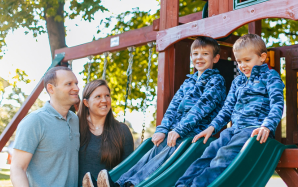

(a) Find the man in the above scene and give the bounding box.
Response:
[11,66,80,187]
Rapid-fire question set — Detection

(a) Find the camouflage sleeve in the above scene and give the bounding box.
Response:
[261,77,285,133]
[173,76,226,138]
[209,79,238,134]
[155,80,186,134]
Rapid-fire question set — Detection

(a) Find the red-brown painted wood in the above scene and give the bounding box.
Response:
[285,48,298,145]
[156,0,298,51]
[153,11,202,32]
[277,149,298,168]
[270,49,282,142]
[179,12,203,24]
[156,0,179,126]
[248,20,262,36]
[0,79,44,151]
[209,0,219,16]
[228,0,234,12]
[276,168,298,187]
[56,25,157,62]
[219,0,229,14]
[173,39,192,92]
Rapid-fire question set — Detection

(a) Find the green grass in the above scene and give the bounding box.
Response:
[0,169,10,181]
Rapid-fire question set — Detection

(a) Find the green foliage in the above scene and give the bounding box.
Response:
[0,0,108,58]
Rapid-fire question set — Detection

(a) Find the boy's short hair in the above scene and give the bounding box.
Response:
[44,66,72,93]
[233,34,267,56]
[191,36,220,57]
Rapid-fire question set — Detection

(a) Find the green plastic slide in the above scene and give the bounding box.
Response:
[145,136,288,187]
[109,138,154,181]
[137,137,193,187]
[143,137,217,187]
[209,136,286,187]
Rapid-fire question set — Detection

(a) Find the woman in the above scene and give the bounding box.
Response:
[78,79,134,186]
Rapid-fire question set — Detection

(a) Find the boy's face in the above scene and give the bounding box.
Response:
[191,46,219,75]
[234,47,267,78]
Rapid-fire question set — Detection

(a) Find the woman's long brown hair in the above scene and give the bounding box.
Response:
[77,80,124,169]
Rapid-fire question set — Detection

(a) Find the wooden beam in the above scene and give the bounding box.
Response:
[0,79,44,151]
[277,149,298,168]
[156,0,179,126]
[179,12,202,24]
[56,25,157,62]
[276,169,298,187]
[156,0,298,52]
[285,47,298,144]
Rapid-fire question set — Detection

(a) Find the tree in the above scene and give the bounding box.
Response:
[0,0,108,59]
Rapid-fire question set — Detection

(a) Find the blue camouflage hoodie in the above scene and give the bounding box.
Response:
[155,69,227,138]
[209,64,285,137]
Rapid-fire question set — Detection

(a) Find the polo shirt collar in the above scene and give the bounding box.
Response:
[44,101,72,121]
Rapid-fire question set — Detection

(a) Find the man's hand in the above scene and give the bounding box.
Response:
[251,127,270,144]
[167,131,181,147]
[192,126,215,144]
[152,132,166,147]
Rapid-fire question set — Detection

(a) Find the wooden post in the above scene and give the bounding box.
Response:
[156,0,180,125]
[285,48,298,144]
[248,20,262,36]
[271,49,282,142]
[276,168,298,187]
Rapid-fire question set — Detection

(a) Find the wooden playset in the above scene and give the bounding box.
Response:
[1,0,298,185]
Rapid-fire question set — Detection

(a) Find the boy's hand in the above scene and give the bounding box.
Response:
[152,133,166,147]
[251,127,270,144]
[192,126,215,144]
[167,131,181,147]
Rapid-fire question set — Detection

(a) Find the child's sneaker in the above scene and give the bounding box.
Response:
[97,169,110,187]
[83,172,97,187]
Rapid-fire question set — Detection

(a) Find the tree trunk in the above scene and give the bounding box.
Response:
[45,1,67,59]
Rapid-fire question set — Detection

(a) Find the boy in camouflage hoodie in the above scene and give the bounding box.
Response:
[85,36,227,187]
[175,34,285,187]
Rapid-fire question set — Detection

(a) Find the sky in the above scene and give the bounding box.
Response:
[0,0,160,133]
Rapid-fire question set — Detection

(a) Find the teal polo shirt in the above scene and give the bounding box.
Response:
[14,101,80,187]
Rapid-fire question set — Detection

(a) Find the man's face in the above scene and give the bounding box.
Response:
[191,46,219,75]
[51,70,79,106]
[234,47,267,78]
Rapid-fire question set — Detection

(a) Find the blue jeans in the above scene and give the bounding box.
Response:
[175,127,257,187]
[116,136,185,187]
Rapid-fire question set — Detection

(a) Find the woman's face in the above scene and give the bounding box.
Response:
[84,85,111,118]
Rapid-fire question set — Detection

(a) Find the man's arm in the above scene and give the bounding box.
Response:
[10,149,33,187]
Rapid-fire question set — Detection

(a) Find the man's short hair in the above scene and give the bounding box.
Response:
[191,36,220,57]
[233,34,267,56]
[44,66,72,92]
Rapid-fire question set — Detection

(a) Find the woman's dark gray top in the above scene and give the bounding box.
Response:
[78,123,134,186]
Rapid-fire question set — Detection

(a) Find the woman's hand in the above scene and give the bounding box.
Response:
[192,126,215,144]
[152,133,166,147]
[167,131,181,147]
[251,127,270,144]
